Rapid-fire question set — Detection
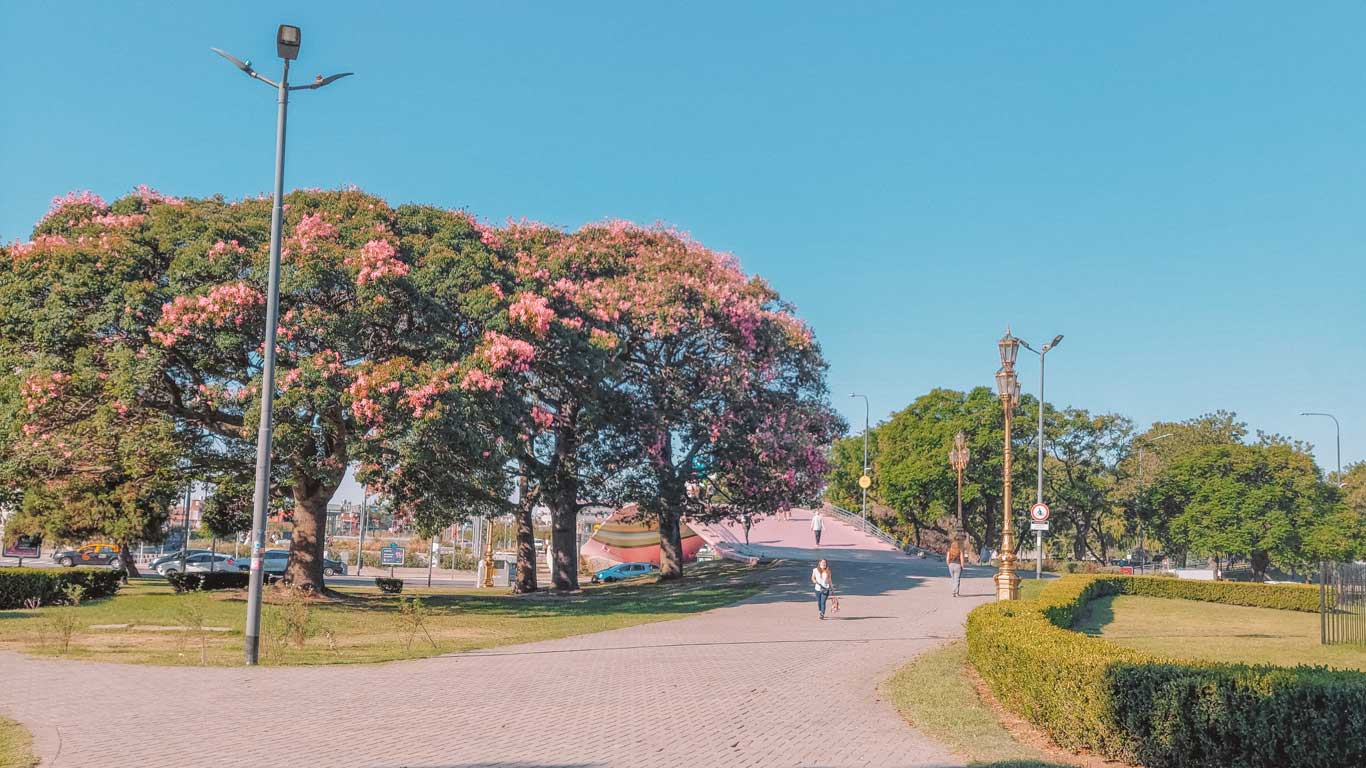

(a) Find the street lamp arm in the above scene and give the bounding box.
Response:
[210,47,280,88]
[290,72,355,90]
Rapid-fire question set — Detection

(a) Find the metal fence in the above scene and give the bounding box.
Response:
[825,503,902,550]
[1321,561,1366,646]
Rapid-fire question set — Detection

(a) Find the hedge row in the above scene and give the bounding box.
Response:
[0,567,123,608]
[166,571,249,593]
[966,575,1366,768]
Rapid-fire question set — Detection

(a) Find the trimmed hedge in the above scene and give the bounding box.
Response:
[166,570,249,593]
[375,577,403,594]
[967,575,1366,768]
[0,567,123,608]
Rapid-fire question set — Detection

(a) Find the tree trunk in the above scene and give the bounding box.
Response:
[513,477,537,594]
[547,404,583,591]
[1250,550,1270,581]
[284,474,337,593]
[657,471,685,581]
[117,541,139,581]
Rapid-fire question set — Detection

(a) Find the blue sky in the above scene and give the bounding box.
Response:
[2,1,1362,498]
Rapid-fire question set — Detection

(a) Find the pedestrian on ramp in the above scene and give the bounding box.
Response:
[811,509,824,546]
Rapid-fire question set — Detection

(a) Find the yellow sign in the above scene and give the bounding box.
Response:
[858,475,872,489]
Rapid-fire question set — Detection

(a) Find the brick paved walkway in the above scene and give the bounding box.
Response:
[0,517,996,767]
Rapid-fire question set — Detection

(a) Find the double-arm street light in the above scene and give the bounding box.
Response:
[994,329,1023,601]
[948,432,970,540]
[1300,412,1342,484]
[850,393,871,526]
[213,25,352,667]
[1018,333,1063,579]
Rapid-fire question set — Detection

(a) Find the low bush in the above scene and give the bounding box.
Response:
[375,577,403,594]
[967,574,1366,768]
[0,568,121,609]
[165,571,249,593]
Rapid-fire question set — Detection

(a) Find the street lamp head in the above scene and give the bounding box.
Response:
[277,24,302,60]
[1010,377,1021,407]
[1048,334,1064,349]
[995,367,1013,399]
[998,328,1020,368]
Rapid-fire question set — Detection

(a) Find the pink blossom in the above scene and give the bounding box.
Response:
[460,369,502,392]
[531,405,555,430]
[133,184,184,206]
[508,293,555,336]
[208,240,247,260]
[150,281,265,347]
[89,212,145,229]
[478,331,535,372]
[293,213,337,251]
[41,190,107,223]
[348,239,408,285]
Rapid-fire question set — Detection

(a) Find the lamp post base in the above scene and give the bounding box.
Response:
[994,559,1020,601]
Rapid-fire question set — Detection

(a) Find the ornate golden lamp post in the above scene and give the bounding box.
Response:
[995,329,1022,601]
[948,432,970,537]
[482,517,496,588]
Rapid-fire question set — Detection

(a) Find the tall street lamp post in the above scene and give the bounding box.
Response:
[1136,433,1172,574]
[948,432,970,542]
[850,393,871,526]
[1300,412,1342,483]
[1019,334,1063,579]
[213,25,353,666]
[995,329,1022,601]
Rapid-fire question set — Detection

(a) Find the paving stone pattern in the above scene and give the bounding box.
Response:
[0,514,997,767]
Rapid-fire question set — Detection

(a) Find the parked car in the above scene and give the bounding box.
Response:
[592,562,658,584]
[695,545,715,562]
[52,543,123,569]
[242,550,347,578]
[148,549,211,571]
[157,552,237,575]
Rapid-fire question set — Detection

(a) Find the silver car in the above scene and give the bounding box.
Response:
[157,552,238,575]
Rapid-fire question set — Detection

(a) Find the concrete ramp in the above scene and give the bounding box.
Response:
[691,505,907,564]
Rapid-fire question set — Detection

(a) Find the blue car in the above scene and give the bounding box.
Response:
[592,562,658,584]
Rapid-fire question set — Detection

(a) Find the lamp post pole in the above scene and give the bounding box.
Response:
[949,432,970,539]
[1300,412,1342,483]
[995,329,1022,601]
[851,393,871,526]
[213,26,352,666]
[1019,335,1063,580]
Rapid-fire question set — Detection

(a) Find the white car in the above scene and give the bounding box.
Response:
[157,552,238,575]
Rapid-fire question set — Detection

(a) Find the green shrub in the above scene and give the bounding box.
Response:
[375,577,403,594]
[966,574,1366,768]
[0,568,121,609]
[166,571,249,593]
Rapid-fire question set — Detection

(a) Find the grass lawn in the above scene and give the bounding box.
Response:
[0,559,765,666]
[0,717,37,768]
[1074,594,1366,671]
[885,641,1076,768]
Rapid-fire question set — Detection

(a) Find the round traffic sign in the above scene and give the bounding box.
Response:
[1030,502,1050,522]
[858,475,872,489]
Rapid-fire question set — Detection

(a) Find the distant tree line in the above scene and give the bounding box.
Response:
[826,388,1363,580]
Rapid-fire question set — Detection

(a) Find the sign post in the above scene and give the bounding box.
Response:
[1029,502,1050,579]
[379,543,405,579]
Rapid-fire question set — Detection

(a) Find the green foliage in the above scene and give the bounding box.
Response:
[0,567,121,609]
[967,575,1365,768]
[1151,443,1334,574]
[375,577,403,594]
[398,595,438,651]
[165,570,249,592]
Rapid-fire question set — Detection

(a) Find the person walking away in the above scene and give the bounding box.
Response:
[812,559,834,619]
[811,510,824,546]
[947,538,966,597]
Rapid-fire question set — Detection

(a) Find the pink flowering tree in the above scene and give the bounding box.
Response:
[582,223,844,579]
[1,189,508,592]
[0,188,194,575]
[474,222,634,591]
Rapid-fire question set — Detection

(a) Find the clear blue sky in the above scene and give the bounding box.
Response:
[3,1,1362,494]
